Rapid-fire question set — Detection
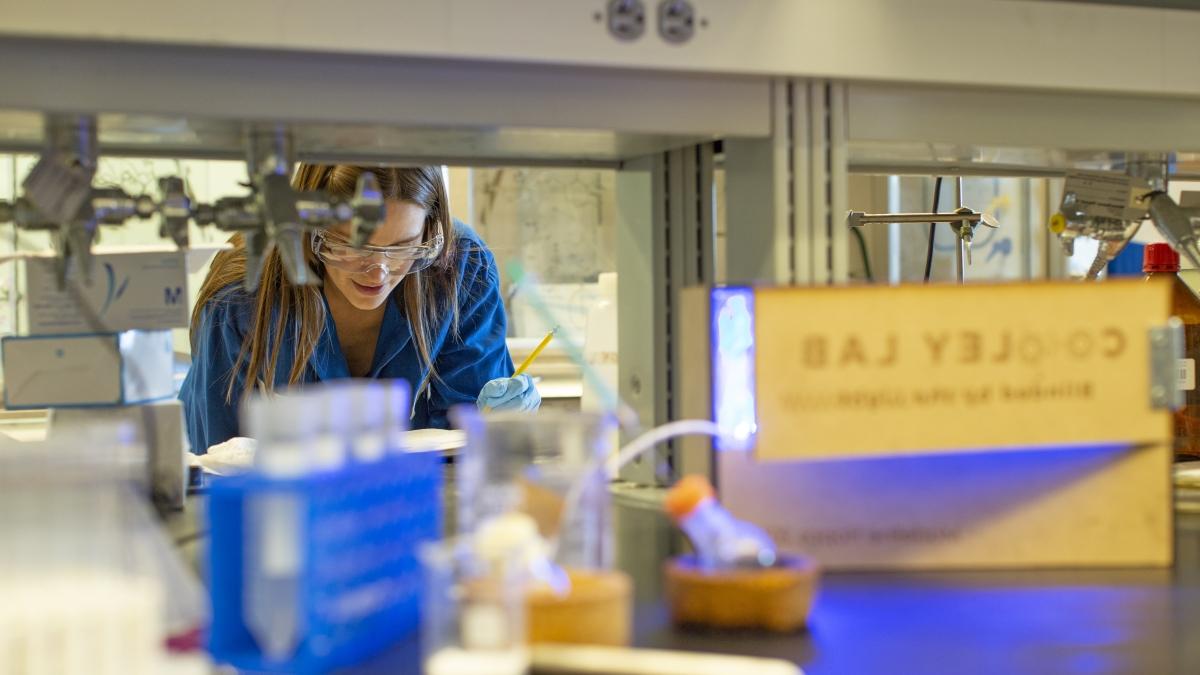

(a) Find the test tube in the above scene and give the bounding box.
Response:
[308,387,350,472]
[243,393,317,663]
[381,379,412,454]
[344,381,387,462]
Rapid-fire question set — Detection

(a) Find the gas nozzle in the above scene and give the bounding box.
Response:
[157,176,192,248]
[348,173,385,247]
[257,172,319,288]
[273,224,314,288]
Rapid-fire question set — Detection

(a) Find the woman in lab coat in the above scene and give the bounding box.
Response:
[180,164,539,453]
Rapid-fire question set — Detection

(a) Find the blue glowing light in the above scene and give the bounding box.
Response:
[808,577,1146,673]
[712,287,757,451]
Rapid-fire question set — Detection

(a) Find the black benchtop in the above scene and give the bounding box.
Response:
[361,513,1200,674]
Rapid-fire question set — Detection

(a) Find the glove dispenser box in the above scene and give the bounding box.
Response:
[2,330,175,409]
[16,247,189,335]
[678,280,1176,570]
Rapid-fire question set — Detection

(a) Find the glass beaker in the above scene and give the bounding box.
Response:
[419,538,527,675]
[452,409,616,570]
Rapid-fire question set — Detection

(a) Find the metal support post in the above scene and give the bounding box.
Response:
[616,144,716,486]
[725,79,848,287]
[955,176,965,284]
[677,78,846,489]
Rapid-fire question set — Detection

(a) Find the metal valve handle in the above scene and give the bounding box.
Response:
[2,118,393,292]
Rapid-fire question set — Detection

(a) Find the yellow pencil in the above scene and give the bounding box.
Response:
[514,326,559,377]
[482,326,558,413]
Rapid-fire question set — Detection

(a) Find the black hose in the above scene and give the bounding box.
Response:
[924,176,943,283]
[850,226,874,283]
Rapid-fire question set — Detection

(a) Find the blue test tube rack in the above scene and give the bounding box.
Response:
[206,449,442,673]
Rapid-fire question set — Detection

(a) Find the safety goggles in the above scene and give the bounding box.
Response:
[312,229,444,276]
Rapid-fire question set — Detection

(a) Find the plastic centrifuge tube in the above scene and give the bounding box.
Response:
[243,393,317,663]
[246,491,304,662]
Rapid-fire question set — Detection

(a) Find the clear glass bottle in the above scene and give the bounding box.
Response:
[1144,243,1200,461]
[453,409,616,571]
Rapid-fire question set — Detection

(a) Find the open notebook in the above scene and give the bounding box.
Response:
[193,428,465,476]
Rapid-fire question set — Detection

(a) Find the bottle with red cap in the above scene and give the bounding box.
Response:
[1144,242,1200,461]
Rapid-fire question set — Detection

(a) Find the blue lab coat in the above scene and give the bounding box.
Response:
[180,226,513,453]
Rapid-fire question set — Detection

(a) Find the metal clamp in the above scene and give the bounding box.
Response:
[846,202,999,283]
[18,115,99,283]
[1051,169,1156,281]
[845,210,997,229]
[1149,317,1185,411]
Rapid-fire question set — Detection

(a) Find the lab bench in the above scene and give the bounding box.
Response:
[633,518,1200,675]
[350,512,1200,675]
[166,481,1200,674]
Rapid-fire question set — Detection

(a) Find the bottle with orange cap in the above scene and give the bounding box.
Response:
[664,475,777,569]
[1144,243,1200,461]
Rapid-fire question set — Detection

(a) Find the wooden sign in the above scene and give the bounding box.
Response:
[752,279,1173,461]
[678,280,1177,569]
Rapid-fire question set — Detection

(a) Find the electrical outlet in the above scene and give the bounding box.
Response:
[607,0,646,41]
[658,0,695,44]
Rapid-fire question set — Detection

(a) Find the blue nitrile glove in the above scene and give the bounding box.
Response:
[477,374,541,412]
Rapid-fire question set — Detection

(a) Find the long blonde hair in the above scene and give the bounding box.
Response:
[191,164,458,403]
